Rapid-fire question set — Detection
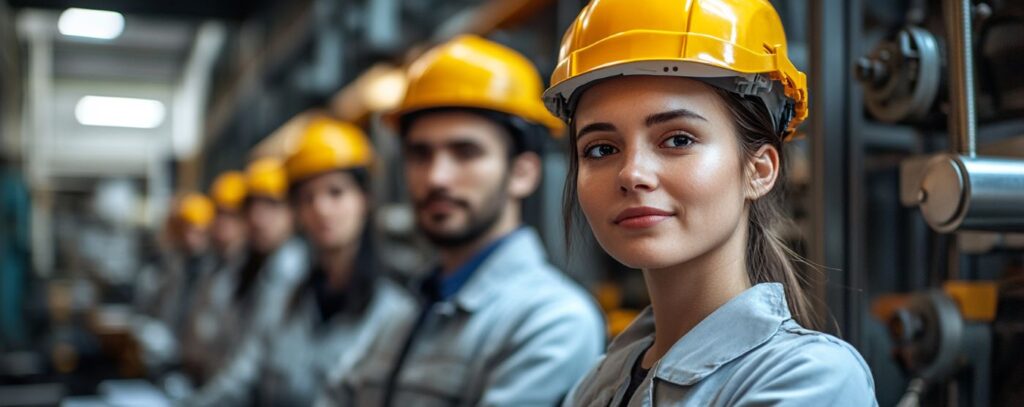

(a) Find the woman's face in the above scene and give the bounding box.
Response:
[294,171,368,251]
[574,76,751,270]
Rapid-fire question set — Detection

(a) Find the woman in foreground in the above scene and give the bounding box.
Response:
[543,0,878,405]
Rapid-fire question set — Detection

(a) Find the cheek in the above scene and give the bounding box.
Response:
[462,159,507,200]
[273,207,292,231]
[666,149,746,221]
[247,213,262,230]
[234,218,247,232]
[335,196,362,223]
[404,163,427,194]
[342,198,367,235]
[576,164,616,223]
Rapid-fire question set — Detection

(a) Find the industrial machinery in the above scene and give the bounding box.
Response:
[857,0,1024,405]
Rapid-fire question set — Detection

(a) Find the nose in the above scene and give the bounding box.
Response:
[312,193,332,219]
[617,146,658,194]
[426,152,458,188]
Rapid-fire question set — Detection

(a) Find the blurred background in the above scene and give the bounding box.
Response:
[0,0,1022,406]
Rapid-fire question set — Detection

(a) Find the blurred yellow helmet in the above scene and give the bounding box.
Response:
[176,192,215,229]
[543,0,808,138]
[285,117,375,185]
[209,171,247,212]
[388,34,564,136]
[245,157,288,201]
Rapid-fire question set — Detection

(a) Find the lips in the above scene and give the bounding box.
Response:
[613,206,675,229]
[422,199,463,215]
[416,191,469,212]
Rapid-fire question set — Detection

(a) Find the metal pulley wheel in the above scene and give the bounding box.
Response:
[890,290,963,382]
[856,26,942,123]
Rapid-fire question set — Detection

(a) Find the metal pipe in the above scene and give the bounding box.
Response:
[944,0,977,158]
[918,155,1024,233]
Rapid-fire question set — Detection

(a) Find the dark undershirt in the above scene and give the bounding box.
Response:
[619,350,650,407]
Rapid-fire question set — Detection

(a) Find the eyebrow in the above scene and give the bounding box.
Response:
[404,137,485,151]
[575,122,617,141]
[576,109,708,141]
[645,108,708,127]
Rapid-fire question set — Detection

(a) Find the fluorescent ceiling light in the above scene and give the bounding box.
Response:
[58,8,125,40]
[75,96,166,129]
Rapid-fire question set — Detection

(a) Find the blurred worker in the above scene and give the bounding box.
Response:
[187,117,414,406]
[208,171,249,270]
[135,192,215,326]
[132,192,215,371]
[178,157,307,393]
[228,156,307,338]
[333,35,604,406]
[180,171,249,384]
[542,0,876,405]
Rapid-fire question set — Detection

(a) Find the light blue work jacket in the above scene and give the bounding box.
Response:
[186,278,414,406]
[329,228,605,406]
[565,283,877,406]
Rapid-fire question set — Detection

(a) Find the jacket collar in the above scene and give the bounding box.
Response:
[450,227,549,312]
[612,283,791,386]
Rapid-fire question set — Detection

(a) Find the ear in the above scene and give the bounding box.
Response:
[508,152,542,199]
[745,144,780,200]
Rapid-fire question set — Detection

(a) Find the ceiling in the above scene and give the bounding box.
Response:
[7,0,268,20]
[51,16,195,82]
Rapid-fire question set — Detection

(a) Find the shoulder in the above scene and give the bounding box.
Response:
[267,240,310,282]
[725,320,876,404]
[484,264,604,346]
[773,322,873,377]
[372,278,418,315]
[507,263,602,320]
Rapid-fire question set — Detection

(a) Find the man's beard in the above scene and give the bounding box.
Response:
[414,175,509,249]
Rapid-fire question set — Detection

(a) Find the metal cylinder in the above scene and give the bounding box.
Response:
[943,0,977,157]
[918,155,1024,232]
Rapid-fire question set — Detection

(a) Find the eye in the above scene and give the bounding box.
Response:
[582,144,618,159]
[404,145,432,164]
[452,143,485,161]
[660,134,695,149]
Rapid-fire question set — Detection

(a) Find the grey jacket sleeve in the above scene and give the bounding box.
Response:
[183,333,266,407]
[479,297,605,406]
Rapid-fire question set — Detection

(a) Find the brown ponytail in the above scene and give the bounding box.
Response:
[713,87,820,331]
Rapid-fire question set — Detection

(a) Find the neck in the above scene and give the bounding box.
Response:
[218,240,245,262]
[438,202,519,275]
[640,223,751,369]
[263,235,289,257]
[320,242,360,291]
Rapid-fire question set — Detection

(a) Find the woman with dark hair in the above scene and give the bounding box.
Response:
[543,0,877,405]
[186,116,413,406]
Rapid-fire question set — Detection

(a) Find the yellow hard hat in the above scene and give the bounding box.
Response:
[245,157,288,201]
[285,117,375,184]
[209,171,247,212]
[387,34,565,136]
[544,0,808,137]
[176,192,215,228]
